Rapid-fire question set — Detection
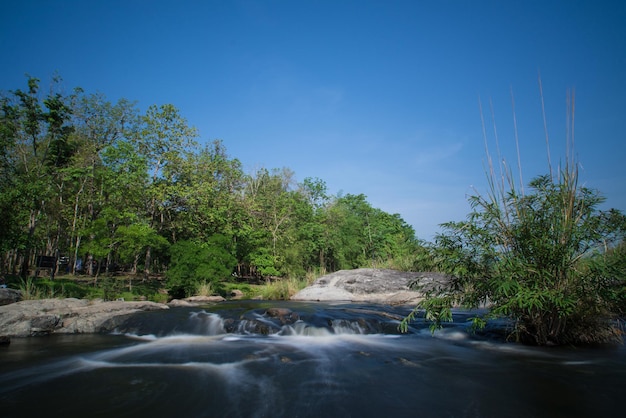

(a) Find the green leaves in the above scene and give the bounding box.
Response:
[166,237,237,298]
[1,74,424,298]
[415,162,626,345]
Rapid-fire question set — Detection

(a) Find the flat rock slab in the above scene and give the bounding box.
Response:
[291,268,450,305]
[0,298,169,338]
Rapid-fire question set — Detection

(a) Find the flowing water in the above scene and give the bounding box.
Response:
[1,301,624,417]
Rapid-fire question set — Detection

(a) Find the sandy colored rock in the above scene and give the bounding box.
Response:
[167,295,226,307]
[291,268,450,305]
[0,298,169,338]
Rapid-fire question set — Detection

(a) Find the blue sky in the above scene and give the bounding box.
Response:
[2,0,625,241]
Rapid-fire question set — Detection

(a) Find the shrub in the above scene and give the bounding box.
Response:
[402,90,626,345]
[166,235,237,298]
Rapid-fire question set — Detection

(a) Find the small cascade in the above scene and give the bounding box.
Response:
[280,321,334,336]
[329,319,367,334]
[235,318,282,335]
[182,307,389,337]
[277,319,370,336]
[188,311,226,335]
[113,302,417,339]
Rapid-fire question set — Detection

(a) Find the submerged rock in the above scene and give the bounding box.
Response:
[291,268,450,305]
[0,298,169,338]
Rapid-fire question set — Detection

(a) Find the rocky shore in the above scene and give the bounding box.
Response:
[0,289,240,341]
[0,296,169,339]
[0,269,448,341]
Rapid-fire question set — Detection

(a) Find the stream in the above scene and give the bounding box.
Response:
[1,301,624,417]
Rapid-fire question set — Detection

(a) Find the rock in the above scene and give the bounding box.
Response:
[167,295,226,307]
[0,298,169,338]
[0,288,23,306]
[291,268,451,305]
[185,295,226,303]
[230,289,244,299]
[167,299,194,307]
[265,307,299,324]
[30,314,62,335]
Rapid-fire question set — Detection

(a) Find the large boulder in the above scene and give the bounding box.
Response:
[0,298,169,338]
[291,268,450,305]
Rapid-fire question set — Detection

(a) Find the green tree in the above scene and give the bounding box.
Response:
[0,76,79,277]
[138,104,198,277]
[166,236,237,298]
[67,93,141,274]
[171,140,244,242]
[238,167,296,278]
[1,74,423,290]
[321,193,413,270]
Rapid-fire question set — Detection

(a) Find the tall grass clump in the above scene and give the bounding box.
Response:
[196,280,214,297]
[254,276,311,300]
[18,277,43,300]
[18,277,62,299]
[403,85,626,345]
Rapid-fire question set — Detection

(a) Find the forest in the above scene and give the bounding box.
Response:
[0,76,422,298]
[3,75,626,345]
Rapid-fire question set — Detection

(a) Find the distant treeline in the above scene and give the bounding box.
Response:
[0,76,422,285]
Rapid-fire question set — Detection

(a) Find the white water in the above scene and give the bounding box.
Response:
[1,302,624,418]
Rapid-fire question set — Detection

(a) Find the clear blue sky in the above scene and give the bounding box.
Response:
[2,0,625,241]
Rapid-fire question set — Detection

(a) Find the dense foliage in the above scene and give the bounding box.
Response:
[403,147,626,345]
[0,76,421,297]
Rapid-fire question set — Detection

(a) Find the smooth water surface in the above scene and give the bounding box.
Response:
[1,301,624,418]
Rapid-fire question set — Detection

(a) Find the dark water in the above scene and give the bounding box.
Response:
[1,301,624,418]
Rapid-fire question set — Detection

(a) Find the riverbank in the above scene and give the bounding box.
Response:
[0,298,169,338]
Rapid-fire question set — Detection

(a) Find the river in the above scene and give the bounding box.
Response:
[1,301,624,417]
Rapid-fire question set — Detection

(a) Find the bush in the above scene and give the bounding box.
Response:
[403,92,626,346]
[166,235,237,298]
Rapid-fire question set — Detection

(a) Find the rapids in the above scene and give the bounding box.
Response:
[0,301,624,417]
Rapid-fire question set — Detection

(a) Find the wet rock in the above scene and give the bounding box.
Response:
[291,268,451,305]
[223,318,236,333]
[246,321,273,335]
[265,307,300,325]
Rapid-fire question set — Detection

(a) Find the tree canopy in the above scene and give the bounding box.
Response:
[0,76,422,296]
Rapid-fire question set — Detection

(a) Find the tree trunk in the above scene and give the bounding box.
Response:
[72,235,81,275]
[86,253,94,276]
[20,209,40,278]
[144,246,152,280]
